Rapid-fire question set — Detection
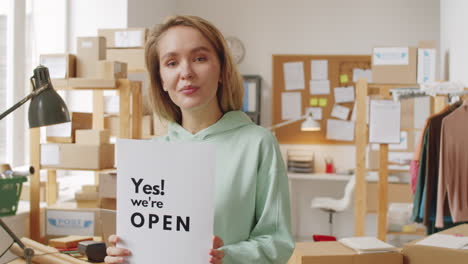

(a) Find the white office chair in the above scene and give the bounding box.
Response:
[310,175,356,236]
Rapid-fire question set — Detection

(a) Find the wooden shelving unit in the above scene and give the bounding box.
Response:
[29,78,142,241]
[354,80,421,241]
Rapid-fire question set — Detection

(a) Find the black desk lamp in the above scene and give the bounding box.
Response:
[0,65,70,263]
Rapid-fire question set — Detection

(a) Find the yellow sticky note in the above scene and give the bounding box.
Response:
[319,98,328,107]
[340,74,349,83]
[310,98,318,106]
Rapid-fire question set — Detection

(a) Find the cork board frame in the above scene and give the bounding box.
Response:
[272,54,371,144]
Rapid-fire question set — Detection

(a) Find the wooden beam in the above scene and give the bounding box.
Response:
[131,81,142,139]
[46,170,57,205]
[118,79,131,138]
[354,79,368,236]
[377,143,389,241]
[29,127,41,240]
[92,90,105,130]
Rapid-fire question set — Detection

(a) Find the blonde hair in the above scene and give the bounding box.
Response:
[145,15,244,124]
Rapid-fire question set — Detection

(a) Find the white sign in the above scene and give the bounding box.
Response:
[46,210,95,236]
[417,48,436,84]
[369,100,401,144]
[116,140,216,263]
[373,47,409,65]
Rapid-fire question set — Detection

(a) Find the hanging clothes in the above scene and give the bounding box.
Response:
[411,127,429,223]
[410,120,430,194]
[436,101,468,228]
[423,102,462,225]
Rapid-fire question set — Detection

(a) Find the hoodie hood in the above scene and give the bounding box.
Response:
[166,111,254,141]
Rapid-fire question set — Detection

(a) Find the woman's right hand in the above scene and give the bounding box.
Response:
[104,235,131,263]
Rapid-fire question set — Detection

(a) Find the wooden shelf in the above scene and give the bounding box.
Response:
[29,78,143,241]
[40,166,116,172]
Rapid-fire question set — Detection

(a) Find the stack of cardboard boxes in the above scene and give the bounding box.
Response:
[288,224,468,264]
[371,42,436,84]
[98,27,167,137]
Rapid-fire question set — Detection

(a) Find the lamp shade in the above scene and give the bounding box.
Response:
[28,66,70,128]
[301,117,321,131]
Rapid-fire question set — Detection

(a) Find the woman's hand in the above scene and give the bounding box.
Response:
[209,236,224,264]
[104,235,131,263]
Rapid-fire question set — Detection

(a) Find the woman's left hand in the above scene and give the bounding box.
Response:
[209,236,224,264]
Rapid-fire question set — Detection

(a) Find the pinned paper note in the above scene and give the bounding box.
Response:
[281,92,302,120]
[311,60,328,80]
[340,74,349,83]
[310,98,318,106]
[353,68,373,82]
[331,105,350,120]
[310,80,330,95]
[283,62,305,90]
[326,119,355,141]
[369,100,401,143]
[319,98,328,107]
[334,86,355,103]
[306,107,322,120]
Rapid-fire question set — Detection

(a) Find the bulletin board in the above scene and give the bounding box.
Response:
[272,55,371,144]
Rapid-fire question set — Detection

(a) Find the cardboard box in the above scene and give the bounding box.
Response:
[49,235,93,248]
[76,37,106,77]
[40,143,114,170]
[107,48,145,71]
[288,241,402,264]
[39,53,76,79]
[82,184,98,193]
[104,115,153,138]
[99,172,116,199]
[372,47,417,84]
[46,112,93,143]
[76,129,111,145]
[402,224,468,264]
[97,60,128,79]
[366,183,412,213]
[99,209,116,245]
[45,203,101,237]
[20,181,48,202]
[98,28,148,48]
[100,198,116,210]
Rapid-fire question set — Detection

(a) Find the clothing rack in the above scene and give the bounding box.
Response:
[390,87,468,101]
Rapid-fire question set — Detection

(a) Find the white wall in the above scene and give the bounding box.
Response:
[176,0,440,127]
[69,0,127,53]
[440,0,468,84]
[127,0,176,29]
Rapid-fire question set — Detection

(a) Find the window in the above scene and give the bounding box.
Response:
[0,1,9,162]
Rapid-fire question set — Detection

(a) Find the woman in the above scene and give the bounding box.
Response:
[105,15,294,264]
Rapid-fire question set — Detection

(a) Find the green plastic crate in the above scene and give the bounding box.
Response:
[0,176,27,217]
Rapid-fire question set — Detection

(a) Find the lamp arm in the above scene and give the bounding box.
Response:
[0,84,48,121]
[0,218,27,249]
[268,114,308,130]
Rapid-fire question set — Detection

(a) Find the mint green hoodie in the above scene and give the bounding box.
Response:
[155,111,294,264]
